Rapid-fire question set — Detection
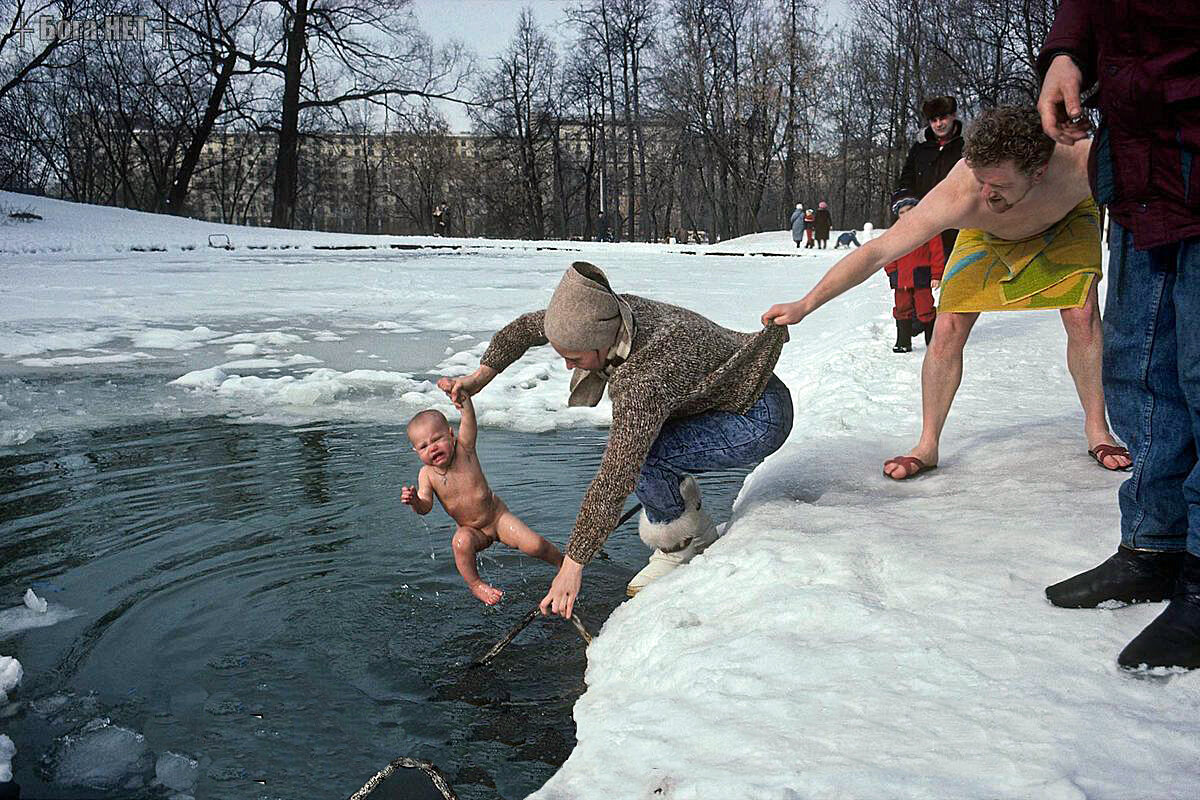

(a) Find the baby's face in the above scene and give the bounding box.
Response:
[409,419,455,467]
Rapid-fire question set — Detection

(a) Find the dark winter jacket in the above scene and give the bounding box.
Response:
[898,120,963,199]
[789,208,805,240]
[813,208,832,239]
[898,120,963,256]
[1038,0,1200,249]
[885,234,945,290]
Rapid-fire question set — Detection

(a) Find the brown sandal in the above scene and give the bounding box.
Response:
[882,456,937,481]
[1088,444,1132,472]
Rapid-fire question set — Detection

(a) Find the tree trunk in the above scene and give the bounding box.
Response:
[271,0,309,229]
[168,51,238,217]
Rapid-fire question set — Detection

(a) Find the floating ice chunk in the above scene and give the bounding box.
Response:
[0,429,34,447]
[155,751,198,792]
[19,352,155,367]
[131,326,230,350]
[212,331,303,347]
[23,589,47,614]
[52,718,153,789]
[370,321,419,333]
[215,354,321,370]
[169,367,227,388]
[224,343,261,356]
[0,657,21,704]
[0,733,14,783]
[0,603,79,637]
[312,330,345,342]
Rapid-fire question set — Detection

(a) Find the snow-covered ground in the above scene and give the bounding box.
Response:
[2,192,1198,797]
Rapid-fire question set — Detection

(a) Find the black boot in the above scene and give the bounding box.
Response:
[1118,553,1200,670]
[892,319,913,353]
[1045,545,1184,608]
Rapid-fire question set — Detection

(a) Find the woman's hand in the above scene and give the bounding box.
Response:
[539,557,584,619]
[442,366,496,406]
[761,299,810,327]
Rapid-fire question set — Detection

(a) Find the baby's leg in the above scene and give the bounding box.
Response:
[495,511,564,568]
[451,525,503,605]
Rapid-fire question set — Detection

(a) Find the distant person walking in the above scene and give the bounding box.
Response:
[814,202,832,249]
[898,96,965,256]
[803,208,816,249]
[789,204,805,249]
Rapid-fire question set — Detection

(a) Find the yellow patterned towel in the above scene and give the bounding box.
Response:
[938,198,1101,312]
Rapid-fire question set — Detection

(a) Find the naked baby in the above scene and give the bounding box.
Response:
[401,378,563,604]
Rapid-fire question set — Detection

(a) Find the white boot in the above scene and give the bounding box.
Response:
[626,476,720,597]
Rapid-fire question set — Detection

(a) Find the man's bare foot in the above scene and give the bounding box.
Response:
[1087,437,1132,470]
[883,447,939,480]
[469,582,504,605]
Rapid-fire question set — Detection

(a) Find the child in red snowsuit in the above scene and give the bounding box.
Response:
[885,192,945,352]
[803,208,816,249]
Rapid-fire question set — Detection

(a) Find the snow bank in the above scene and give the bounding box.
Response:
[533,434,1200,799]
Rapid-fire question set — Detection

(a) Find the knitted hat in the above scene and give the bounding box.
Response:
[818,201,828,209]
[795,203,802,210]
[890,188,919,216]
[544,262,623,352]
[922,95,957,120]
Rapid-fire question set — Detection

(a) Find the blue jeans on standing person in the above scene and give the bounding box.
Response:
[635,374,793,522]
[1103,221,1200,557]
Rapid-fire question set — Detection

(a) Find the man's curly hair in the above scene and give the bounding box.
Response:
[964,106,1056,176]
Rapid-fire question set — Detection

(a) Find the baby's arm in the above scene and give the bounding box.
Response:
[401,468,435,515]
[437,376,478,450]
[457,392,478,450]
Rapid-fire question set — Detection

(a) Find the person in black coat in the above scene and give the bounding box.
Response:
[898,96,964,257]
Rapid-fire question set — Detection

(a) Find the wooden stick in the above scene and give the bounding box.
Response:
[471,606,540,668]
[468,502,638,668]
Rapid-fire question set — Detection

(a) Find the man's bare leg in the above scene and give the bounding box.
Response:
[496,511,564,569]
[451,525,503,604]
[1059,281,1131,469]
[885,311,980,479]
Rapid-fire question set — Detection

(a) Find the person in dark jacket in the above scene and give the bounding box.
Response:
[789,204,805,248]
[898,96,964,257]
[834,231,861,249]
[813,201,832,249]
[1037,1,1200,671]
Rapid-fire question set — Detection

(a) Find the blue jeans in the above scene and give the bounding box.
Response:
[636,374,793,523]
[1103,222,1200,556]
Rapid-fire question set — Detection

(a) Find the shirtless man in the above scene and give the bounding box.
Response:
[402,378,562,604]
[762,106,1130,479]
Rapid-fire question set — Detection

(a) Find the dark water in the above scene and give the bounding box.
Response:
[0,418,752,799]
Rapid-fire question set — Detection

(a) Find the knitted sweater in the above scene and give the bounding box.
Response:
[480,295,788,564]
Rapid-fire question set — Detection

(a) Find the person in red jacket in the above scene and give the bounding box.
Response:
[885,191,945,352]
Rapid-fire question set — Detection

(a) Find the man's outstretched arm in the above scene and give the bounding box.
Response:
[762,173,964,326]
